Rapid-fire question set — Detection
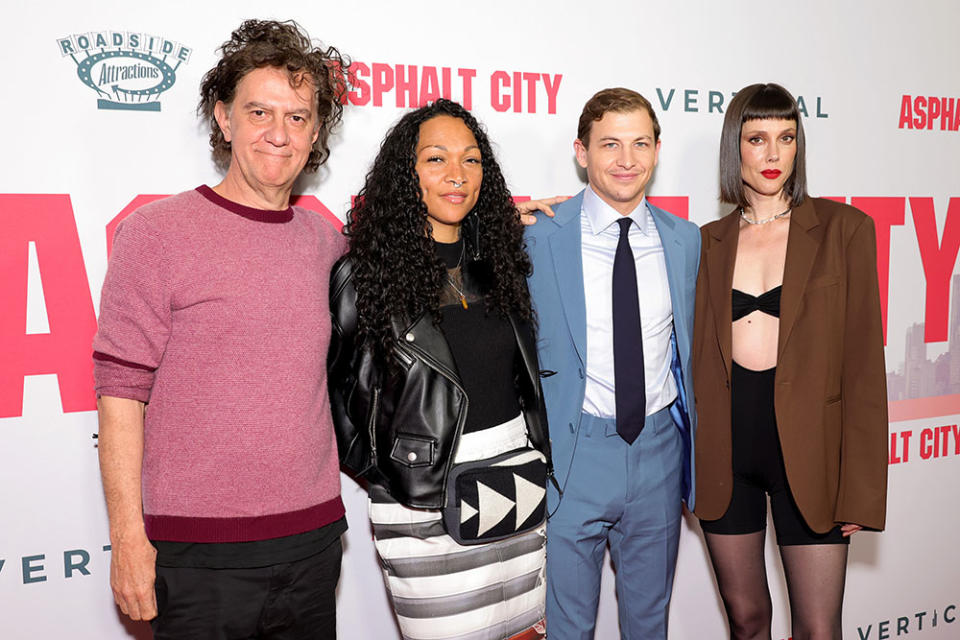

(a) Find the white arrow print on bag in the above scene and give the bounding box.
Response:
[476,481,515,535]
[514,473,545,529]
[460,500,479,524]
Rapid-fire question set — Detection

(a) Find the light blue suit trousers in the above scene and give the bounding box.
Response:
[525,191,699,639]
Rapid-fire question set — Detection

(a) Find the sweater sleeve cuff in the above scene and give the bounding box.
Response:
[93,352,155,402]
[95,385,151,403]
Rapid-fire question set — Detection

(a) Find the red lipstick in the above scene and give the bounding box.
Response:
[761,170,782,179]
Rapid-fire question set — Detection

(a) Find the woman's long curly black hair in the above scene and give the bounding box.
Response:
[345,99,533,353]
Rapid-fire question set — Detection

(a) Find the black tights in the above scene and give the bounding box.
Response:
[704,531,848,640]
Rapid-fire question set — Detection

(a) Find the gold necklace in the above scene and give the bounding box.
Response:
[446,273,468,310]
[445,240,468,309]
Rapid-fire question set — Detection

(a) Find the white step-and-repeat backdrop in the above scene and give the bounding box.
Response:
[2,1,958,638]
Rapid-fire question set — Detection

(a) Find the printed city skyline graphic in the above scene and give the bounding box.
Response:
[885,274,960,422]
[887,274,960,400]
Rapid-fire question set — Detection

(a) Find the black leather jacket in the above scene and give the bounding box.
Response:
[328,256,553,509]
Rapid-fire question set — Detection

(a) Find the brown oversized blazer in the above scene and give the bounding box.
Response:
[693,197,888,533]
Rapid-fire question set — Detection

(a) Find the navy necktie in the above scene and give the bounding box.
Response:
[613,217,645,444]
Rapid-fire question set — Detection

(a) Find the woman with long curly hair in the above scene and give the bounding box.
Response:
[329,99,552,640]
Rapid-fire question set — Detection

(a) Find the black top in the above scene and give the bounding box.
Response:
[732,286,782,321]
[435,238,521,434]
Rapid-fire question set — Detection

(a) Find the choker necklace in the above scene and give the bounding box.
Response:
[740,207,791,225]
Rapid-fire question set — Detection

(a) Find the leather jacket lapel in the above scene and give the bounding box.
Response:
[393,313,461,382]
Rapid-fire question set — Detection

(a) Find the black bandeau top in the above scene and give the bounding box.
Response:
[732,286,782,321]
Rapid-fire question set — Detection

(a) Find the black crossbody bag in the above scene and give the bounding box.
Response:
[441,447,547,545]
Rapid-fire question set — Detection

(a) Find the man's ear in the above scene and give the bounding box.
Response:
[574,138,588,169]
[214,101,232,143]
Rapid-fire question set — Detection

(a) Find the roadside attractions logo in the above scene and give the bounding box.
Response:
[56,30,191,111]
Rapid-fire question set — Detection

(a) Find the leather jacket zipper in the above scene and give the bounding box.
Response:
[405,343,468,505]
[394,346,414,367]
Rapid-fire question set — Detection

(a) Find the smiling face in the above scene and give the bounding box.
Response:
[214,66,319,198]
[739,118,798,205]
[415,115,483,242]
[574,109,660,215]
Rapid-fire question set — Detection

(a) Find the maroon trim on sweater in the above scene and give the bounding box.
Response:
[144,496,346,543]
[95,385,151,403]
[196,185,294,223]
[93,350,156,371]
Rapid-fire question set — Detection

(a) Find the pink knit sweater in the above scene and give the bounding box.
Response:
[93,186,346,543]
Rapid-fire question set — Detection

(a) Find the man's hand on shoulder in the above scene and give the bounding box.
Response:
[518,195,570,226]
[110,526,158,620]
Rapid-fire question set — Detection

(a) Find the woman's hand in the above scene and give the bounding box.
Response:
[840,523,863,537]
[517,196,570,225]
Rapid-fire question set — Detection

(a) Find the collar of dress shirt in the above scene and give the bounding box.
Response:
[582,185,650,237]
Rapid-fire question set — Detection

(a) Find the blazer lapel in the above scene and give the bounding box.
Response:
[706,210,740,378]
[548,201,587,365]
[778,198,821,359]
[650,205,687,345]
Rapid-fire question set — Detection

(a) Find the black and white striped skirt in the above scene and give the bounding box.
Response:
[368,415,546,640]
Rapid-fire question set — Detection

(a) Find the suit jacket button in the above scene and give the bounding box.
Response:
[405,332,415,342]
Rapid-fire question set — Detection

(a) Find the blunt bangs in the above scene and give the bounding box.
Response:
[740,84,801,125]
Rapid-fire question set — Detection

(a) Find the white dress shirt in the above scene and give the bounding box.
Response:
[580,185,677,418]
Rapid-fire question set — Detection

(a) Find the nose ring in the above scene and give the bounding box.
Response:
[451,180,464,188]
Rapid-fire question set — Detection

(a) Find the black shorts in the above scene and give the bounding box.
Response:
[699,362,847,546]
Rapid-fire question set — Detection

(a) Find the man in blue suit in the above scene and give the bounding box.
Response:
[525,88,699,639]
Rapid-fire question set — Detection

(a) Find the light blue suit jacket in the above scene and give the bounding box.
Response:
[526,190,700,508]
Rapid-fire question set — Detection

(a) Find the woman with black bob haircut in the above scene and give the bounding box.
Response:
[329,99,551,639]
[693,83,888,639]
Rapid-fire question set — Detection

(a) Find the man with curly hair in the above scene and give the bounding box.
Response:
[92,20,351,637]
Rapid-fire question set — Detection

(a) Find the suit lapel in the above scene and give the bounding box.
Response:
[706,210,740,378]
[650,205,687,345]
[778,198,821,359]
[548,198,587,365]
